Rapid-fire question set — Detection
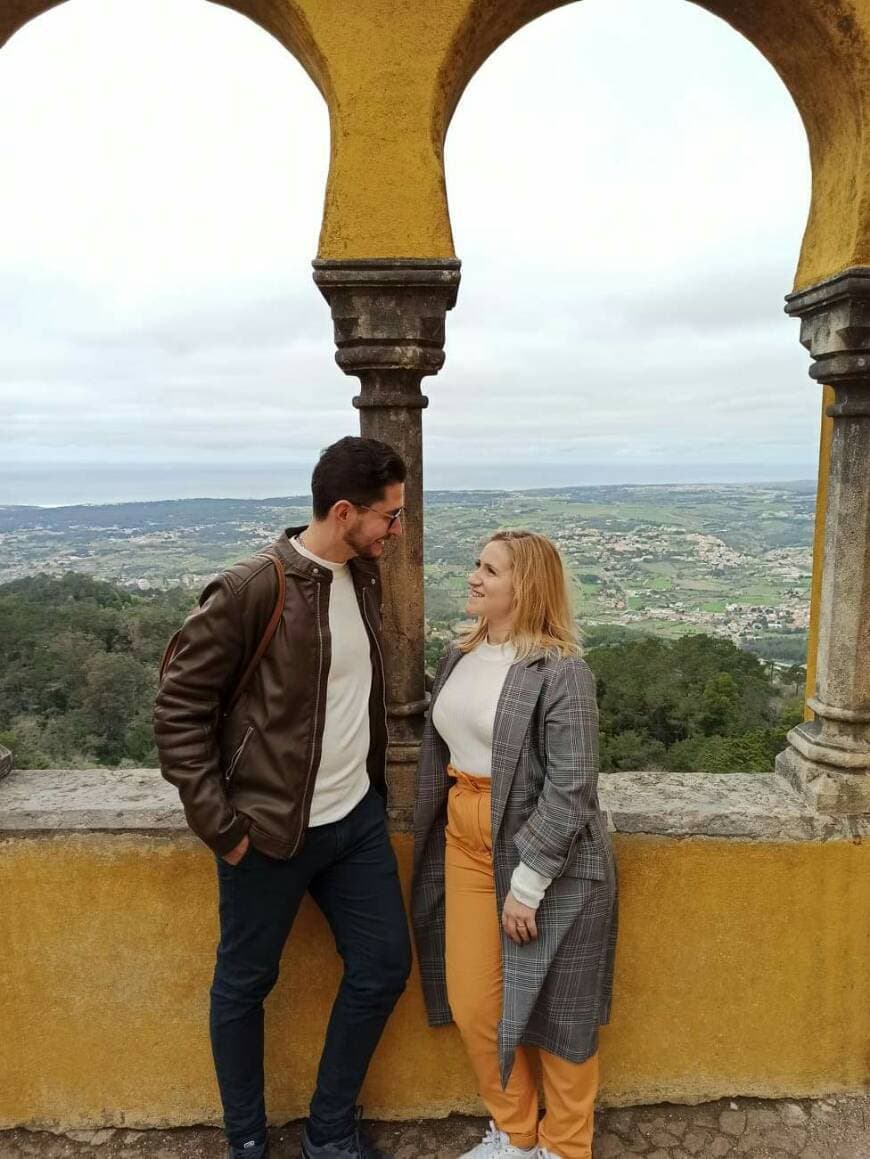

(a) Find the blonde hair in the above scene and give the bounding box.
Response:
[460,529,582,660]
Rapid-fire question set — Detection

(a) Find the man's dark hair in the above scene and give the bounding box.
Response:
[311,436,406,520]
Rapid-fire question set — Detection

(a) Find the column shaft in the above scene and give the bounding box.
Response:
[313,259,460,826]
[814,387,870,721]
[355,378,427,721]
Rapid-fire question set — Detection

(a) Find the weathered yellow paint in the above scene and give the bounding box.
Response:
[1,830,868,1128]
[805,387,835,716]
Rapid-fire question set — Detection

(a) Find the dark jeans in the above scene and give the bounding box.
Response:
[209,786,411,1150]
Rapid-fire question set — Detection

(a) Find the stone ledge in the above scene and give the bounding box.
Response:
[598,771,870,841]
[0,768,184,833]
[1,768,868,841]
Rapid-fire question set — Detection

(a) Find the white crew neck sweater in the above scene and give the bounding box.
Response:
[433,639,552,909]
[291,535,371,826]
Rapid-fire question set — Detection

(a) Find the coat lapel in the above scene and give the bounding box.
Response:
[490,657,545,841]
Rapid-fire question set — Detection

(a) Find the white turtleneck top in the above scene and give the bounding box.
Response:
[433,639,552,909]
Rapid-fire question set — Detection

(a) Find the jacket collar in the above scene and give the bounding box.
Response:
[272,527,380,587]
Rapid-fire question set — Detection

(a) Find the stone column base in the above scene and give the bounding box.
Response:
[776,738,870,815]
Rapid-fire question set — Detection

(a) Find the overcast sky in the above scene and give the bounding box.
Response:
[0,0,815,504]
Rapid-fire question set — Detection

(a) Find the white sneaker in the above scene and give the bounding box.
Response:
[536,1149,563,1159]
[459,1122,537,1159]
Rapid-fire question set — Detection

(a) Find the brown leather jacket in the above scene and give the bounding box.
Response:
[154,529,387,859]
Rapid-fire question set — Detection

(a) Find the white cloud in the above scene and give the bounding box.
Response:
[0,0,817,500]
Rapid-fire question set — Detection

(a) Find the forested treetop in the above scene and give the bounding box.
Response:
[1,574,803,775]
[0,573,192,768]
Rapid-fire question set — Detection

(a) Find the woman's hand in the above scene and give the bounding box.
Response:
[502,891,538,944]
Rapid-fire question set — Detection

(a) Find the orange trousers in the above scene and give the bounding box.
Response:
[445,770,598,1159]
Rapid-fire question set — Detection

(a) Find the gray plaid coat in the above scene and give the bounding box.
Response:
[411,646,618,1085]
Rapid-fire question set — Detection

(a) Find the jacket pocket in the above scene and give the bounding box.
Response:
[225,725,254,785]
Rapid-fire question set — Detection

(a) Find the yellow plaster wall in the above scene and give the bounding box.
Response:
[2,830,868,1129]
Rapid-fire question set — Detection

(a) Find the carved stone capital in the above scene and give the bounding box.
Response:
[312,258,461,408]
[785,267,870,392]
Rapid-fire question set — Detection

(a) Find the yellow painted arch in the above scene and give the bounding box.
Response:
[434,0,869,290]
[5,0,870,278]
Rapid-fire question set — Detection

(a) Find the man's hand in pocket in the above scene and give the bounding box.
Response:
[222,834,250,865]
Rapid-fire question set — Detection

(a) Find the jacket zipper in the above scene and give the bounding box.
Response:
[361,585,389,793]
[225,725,254,784]
[291,581,325,856]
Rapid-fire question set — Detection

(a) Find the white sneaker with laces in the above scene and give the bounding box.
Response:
[458,1121,537,1159]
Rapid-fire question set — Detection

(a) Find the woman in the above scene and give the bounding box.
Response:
[412,531,617,1159]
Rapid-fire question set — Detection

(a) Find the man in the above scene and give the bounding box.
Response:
[154,436,412,1159]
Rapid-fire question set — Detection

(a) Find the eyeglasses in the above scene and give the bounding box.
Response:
[356,503,405,530]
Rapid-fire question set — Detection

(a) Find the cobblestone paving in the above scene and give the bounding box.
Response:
[1,1095,867,1158]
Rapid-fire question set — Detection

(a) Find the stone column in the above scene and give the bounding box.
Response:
[776,268,870,814]
[313,258,461,826]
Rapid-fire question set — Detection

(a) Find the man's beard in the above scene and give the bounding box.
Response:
[343,524,384,559]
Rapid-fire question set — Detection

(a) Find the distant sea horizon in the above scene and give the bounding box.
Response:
[0,460,818,508]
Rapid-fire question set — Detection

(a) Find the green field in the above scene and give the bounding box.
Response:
[1,481,814,663]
